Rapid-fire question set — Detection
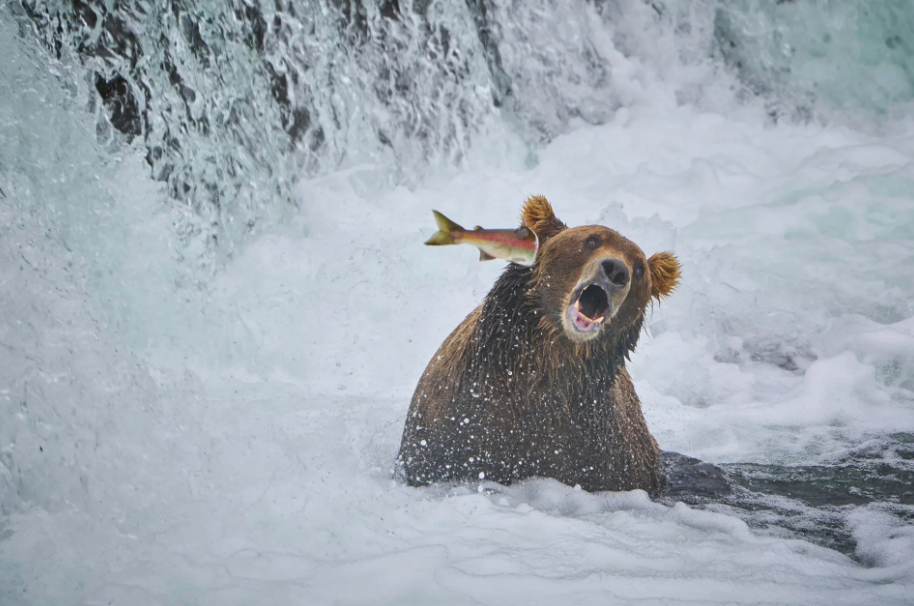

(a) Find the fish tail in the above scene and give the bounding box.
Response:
[424,210,464,246]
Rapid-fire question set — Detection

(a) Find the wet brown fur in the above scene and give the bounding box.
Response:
[397,196,680,494]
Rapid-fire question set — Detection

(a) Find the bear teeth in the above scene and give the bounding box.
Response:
[574,296,605,322]
[575,282,610,322]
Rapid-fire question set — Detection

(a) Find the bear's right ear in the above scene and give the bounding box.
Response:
[521,195,566,243]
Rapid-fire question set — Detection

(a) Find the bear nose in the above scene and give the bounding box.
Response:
[600,258,630,288]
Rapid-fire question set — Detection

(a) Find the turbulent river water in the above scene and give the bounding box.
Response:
[3,1,914,604]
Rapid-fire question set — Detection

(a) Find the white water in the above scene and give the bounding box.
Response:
[4,1,914,604]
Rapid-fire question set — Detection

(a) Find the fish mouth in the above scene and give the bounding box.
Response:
[564,282,610,337]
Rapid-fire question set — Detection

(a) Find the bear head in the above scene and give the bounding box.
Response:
[522,195,681,345]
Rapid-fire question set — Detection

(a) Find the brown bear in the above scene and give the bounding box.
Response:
[397,196,681,495]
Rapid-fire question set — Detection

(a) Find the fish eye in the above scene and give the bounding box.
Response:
[585,235,602,250]
[633,262,645,279]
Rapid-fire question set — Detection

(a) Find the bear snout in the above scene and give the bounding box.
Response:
[600,258,630,288]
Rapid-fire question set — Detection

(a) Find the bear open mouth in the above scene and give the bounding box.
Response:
[566,283,610,333]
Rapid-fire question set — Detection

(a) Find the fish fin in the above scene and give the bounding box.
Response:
[479,250,496,261]
[425,210,464,246]
[473,225,483,231]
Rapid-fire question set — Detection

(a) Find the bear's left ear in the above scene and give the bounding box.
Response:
[648,252,681,300]
[521,195,567,243]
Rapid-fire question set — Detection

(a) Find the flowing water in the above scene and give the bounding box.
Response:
[3,1,914,604]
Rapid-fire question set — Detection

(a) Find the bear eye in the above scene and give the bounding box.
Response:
[633,262,645,279]
[585,235,602,250]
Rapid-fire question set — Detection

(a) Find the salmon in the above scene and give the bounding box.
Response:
[424,210,539,266]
